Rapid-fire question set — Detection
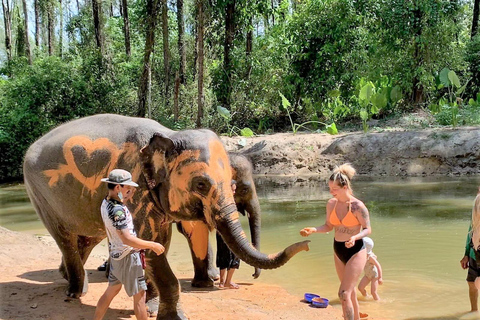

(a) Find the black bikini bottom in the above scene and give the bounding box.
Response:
[333,238,365,264]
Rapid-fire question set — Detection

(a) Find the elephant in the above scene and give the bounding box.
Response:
[176,148,264,289]
[23,114,310,319]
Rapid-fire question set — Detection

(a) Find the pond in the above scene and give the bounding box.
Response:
[1,176,480,320]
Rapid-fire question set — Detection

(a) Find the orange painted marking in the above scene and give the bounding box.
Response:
[181,221,209,259]
[167,140,234,220]
[43,136,141,196]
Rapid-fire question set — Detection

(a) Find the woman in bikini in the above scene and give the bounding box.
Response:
[300,163,371,320]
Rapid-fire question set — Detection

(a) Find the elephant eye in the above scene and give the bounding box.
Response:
[190,176,212,195]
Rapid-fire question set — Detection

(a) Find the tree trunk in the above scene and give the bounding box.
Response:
[196,0,204,128]
[177,0,186,84]
[162,0,170,105]
[2,0,12,61]
[59,0,63,57]
[21,0,32,64]
[473,0,480,38]
[193,18,197,81]
[137,0,161,118]
[34,0,40,47]
[121,0,130,57]
[92,0,105,55]
[47,7,54,55]
[174,71,180,121]
[411,7,424,105]
[222,0,235,110]
[246,16,253,79]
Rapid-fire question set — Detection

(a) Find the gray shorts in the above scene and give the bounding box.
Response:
[108,251,147,297]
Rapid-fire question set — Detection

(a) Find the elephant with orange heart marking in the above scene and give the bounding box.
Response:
[23,114,309,320]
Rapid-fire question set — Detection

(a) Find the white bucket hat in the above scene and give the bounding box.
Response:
[363,236,374,254]
[101,169,139,187]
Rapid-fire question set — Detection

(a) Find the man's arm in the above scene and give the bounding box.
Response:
[117,229,165,255]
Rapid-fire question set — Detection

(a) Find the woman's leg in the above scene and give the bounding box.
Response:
[338,249,367,320]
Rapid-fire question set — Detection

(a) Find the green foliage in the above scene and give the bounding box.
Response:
[216,105,255,137]
[279,92,336,135]
[430,68,465,127]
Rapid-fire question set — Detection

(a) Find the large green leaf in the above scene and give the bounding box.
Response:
[359,83,374,102]
[448,70,461,88]
[240,127,254,137]
[279,92,291,110]
[439,68,451,87]
[216,105,231,120]
[326,122,338,135]
[371,92,388,110]
[360,109,369,121]
[390,86,402,103]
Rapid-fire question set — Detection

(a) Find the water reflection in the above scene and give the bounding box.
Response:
[2,176,480,319]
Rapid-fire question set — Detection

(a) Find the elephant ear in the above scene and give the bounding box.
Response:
[140,132,175,189]
[238,140,266,164]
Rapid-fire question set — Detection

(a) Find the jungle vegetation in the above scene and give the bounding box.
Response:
[1,0,480,181]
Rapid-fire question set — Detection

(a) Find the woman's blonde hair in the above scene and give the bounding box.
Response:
[329,163,356,191]
[471,193,480,237]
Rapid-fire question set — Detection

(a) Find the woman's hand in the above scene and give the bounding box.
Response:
[300,227,316,237]
[345,236,356,248]
[460,255,469,269]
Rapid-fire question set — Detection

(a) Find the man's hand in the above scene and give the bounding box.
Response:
[151,242,165,255]
[460,255,469,269]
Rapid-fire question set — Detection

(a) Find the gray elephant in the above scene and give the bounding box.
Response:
[23,114,309,320]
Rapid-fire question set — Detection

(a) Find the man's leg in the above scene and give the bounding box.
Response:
[133,290,148,320]
[93,283,122,320]
[468,281,479,312]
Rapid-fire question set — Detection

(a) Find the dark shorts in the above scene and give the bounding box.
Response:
[467,256,480,282]
[216,232,240,270]
[334,238,365,264]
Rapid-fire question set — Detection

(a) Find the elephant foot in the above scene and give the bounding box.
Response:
[207,268,220,281]
[65,289,82,299]
[156,304,188,320]
[191,277,214,288]
[146,296,159,317]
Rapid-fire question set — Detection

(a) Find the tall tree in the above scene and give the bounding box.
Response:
[221,0,235,110]
[473,0,480,38]
[58,0,63,57]
[34,0,40,47]
[2,0,13,61]
[196,0,204,128]
[137,0,161,117]
[121,0,130,57]
[92,0,105,55]
[47,1,54,55]
[21,0,32,64]
[161,0,170,104]
[177,0,186,84]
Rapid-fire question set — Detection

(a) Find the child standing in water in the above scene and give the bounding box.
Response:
[358,237,383,300]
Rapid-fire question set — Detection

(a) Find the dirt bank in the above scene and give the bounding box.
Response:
[222,127,480,178]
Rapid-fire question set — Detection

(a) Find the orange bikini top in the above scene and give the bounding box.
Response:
[329,201,360,227]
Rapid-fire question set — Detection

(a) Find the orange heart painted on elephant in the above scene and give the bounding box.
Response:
[43,136,120,195]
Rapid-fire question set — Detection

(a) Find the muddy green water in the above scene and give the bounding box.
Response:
[2,177,480,320]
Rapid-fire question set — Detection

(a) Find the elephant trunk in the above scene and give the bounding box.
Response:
[216,204,309,270]
[246,197,262,278]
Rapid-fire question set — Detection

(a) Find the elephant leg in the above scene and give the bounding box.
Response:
[52,230,86,298]
[176,221,217,288]
[145,223,187,320]
[30,195,86,298]
[60,235,104,274]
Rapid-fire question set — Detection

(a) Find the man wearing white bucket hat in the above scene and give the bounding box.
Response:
[94,169,165,320]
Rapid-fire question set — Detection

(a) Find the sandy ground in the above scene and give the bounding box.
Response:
[0,227,342,320]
